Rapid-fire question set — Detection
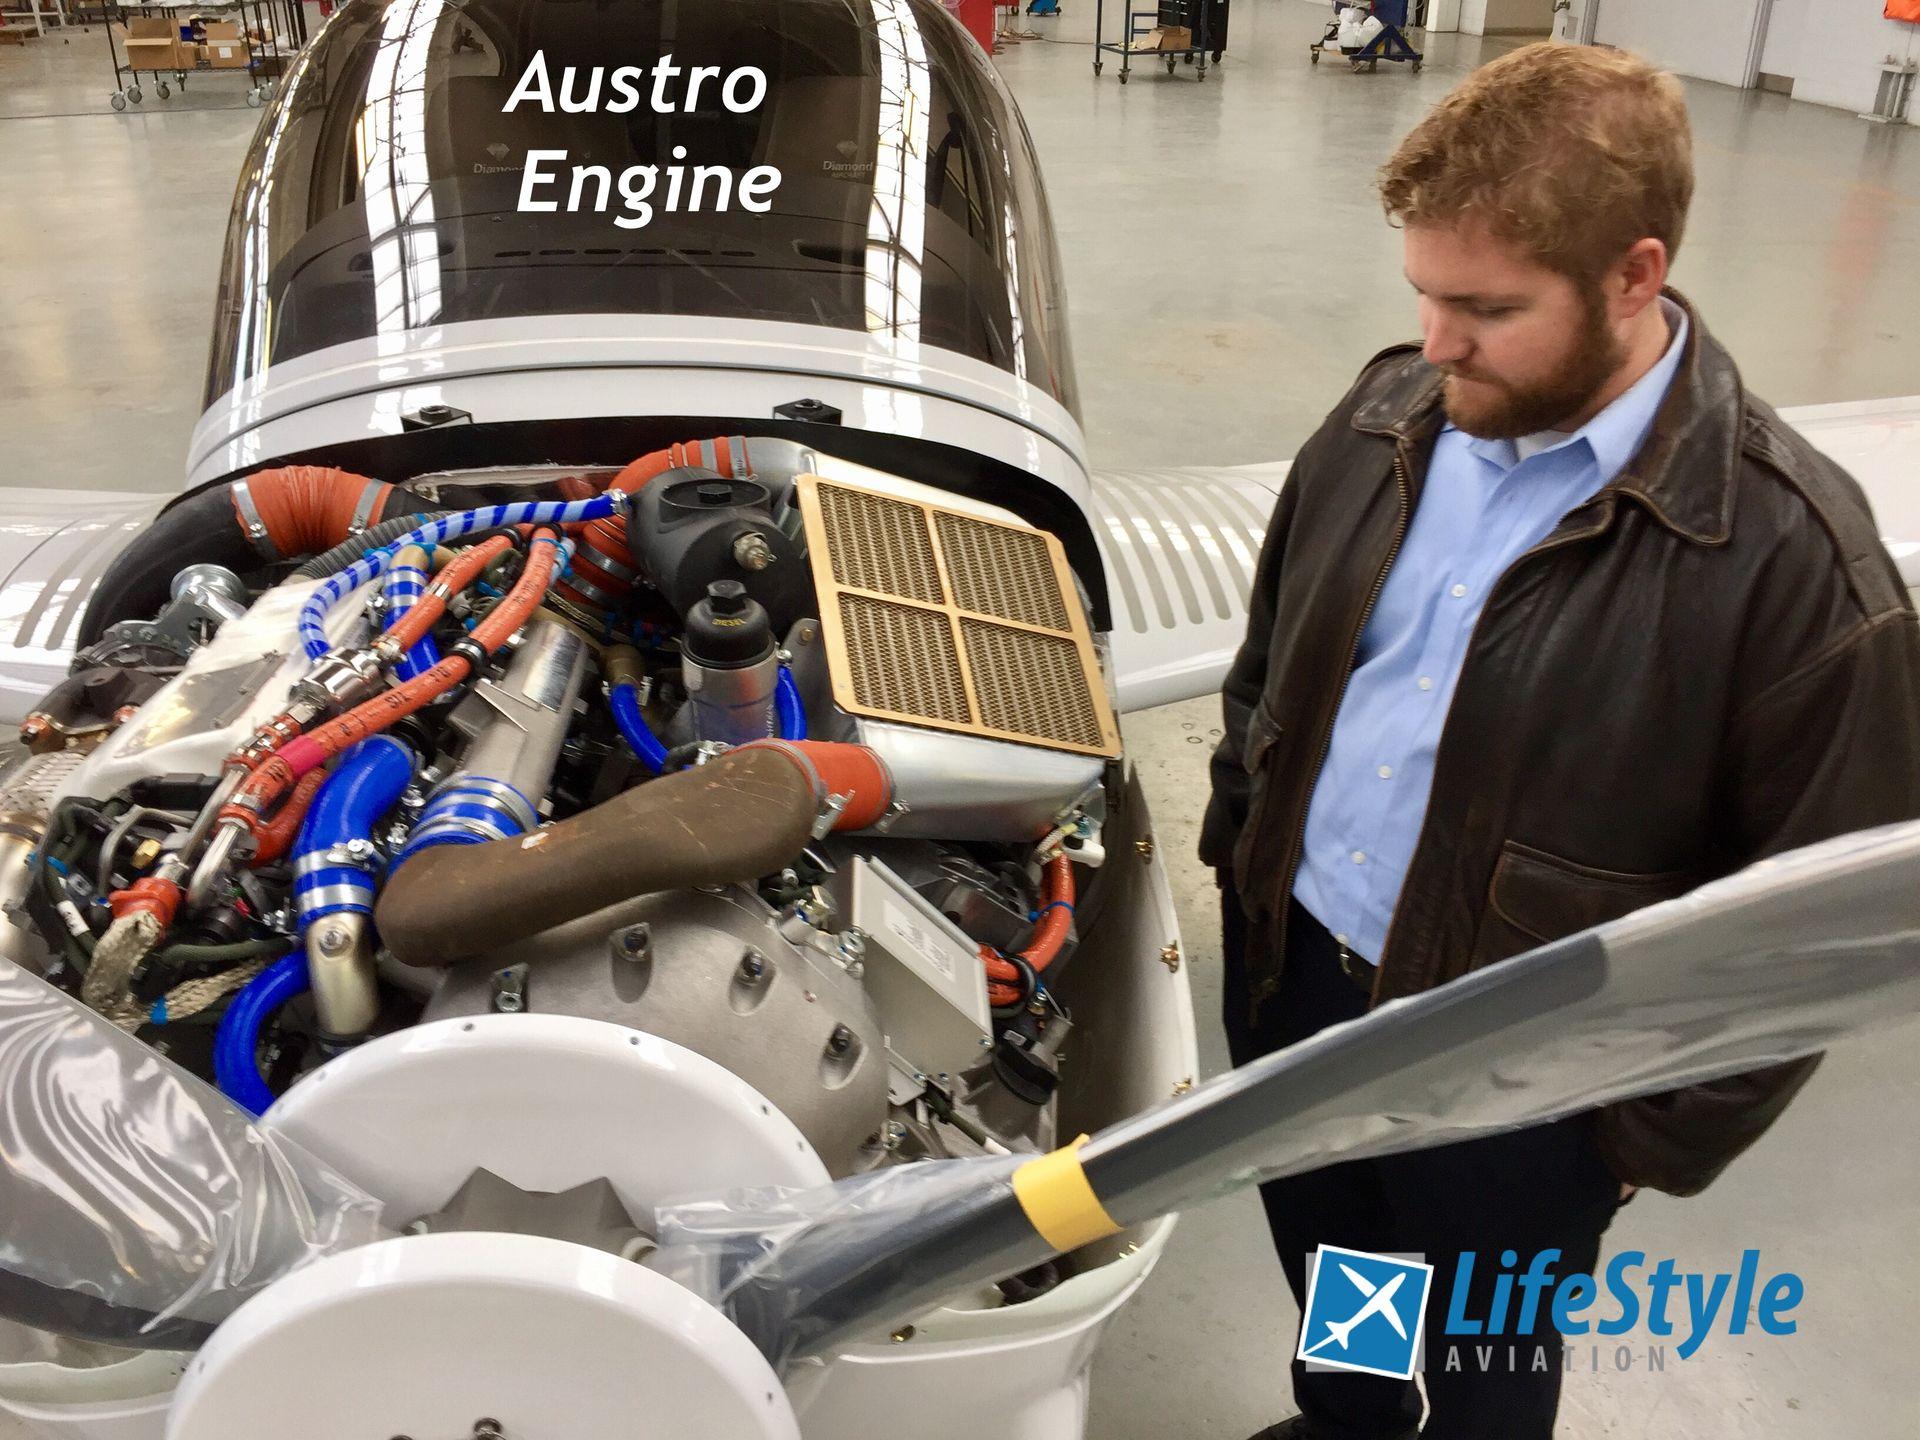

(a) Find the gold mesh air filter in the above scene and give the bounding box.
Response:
[798,474,1121,758]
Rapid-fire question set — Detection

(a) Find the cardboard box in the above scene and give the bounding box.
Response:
[200,19,240,41]
[118,19,192,70]
[1128,23,1191,51]
[204,39,251,68]
[122,37,190,71]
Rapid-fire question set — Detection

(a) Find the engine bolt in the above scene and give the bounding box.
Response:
[826,1024,853,1056]
[733,532,777,572]
[619,923,652,961]
[130,838,162,871]
[738,948,767,980]
[1135,836,1156,861]
[314,924,352,957]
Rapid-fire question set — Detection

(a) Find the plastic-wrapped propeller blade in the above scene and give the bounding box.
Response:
[0,959,388,1348]
[655,821,1920,1372]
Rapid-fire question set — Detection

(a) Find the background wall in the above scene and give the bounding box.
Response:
[1483,0,1555,32]
[1760,0,1812,75]
[1556,0,1920,121]
[1759,0,1920,113]
[1589,0,1767,88]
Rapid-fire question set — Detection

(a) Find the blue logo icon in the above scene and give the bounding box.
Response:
[1296,1245,1435,1380]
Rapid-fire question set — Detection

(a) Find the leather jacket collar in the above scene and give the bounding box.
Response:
[1349,288,1739,546]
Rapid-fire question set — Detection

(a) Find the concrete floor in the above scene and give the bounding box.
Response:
[1,2,1918,1436]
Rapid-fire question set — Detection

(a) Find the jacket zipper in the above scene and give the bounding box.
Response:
[1261,450,1414,1013]
[1369,499,1617,1000]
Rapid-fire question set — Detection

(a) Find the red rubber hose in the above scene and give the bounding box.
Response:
[985,854,1076,1008]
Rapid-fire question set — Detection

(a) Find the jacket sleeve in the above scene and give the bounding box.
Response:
[1594,604,1920,1195]
[1197,474,1298,873]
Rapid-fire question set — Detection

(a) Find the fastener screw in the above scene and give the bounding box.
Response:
[826,1024,853,1056]
[1160,943,1182,973]
[733,532,777,571]
[739,948,767,980]
[1135,836,1156,860]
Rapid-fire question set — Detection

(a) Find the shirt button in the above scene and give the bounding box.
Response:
[1417,676,1434,691]
[1451,583,1467,598]
[1351,850,1367,864]
[1377,765,1393,779]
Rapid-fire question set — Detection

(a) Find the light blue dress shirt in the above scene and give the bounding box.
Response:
[1294,302,1690,963]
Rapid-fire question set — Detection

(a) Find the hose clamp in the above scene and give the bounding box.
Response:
[410,812,519,846]
[447,636,489,673]
[230,479,280,561]
[427,776,540,834]
[575,539,636,583]
[294,880,377,920]
[558,567,621,609]
[348,483,384,535]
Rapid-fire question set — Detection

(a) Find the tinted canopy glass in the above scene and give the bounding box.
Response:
[205,0,1077,415]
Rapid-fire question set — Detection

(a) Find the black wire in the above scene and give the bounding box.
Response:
[989,952,1040,1017]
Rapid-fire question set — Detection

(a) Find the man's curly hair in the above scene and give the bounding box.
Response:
[1379,42,1693,282]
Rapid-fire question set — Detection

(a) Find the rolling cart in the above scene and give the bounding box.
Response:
[1093,0,1222,82]
[1310,0,1422,73]
[103,0,298,109]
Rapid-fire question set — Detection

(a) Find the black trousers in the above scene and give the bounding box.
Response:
[1222,887,1623,1440]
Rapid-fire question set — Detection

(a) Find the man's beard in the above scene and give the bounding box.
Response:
[1440,288,1624,440]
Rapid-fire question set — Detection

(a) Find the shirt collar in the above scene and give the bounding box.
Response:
[1455,298,1691,483]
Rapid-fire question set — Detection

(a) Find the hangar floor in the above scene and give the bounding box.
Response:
[1,2,1916,1436]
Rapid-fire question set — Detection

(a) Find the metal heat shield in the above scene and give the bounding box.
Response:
[850,857,993,1084]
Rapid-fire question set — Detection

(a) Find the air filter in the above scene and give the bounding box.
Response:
[796,475,1120,758]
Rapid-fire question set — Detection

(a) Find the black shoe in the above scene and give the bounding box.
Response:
[1246,1421,1319,1440]
[1246,1420,1419,1440]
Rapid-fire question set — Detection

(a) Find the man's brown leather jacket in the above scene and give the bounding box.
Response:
[1198,294,1920,1196]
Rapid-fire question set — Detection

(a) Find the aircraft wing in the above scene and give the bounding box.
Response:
[1091,463,1285,713]
[0,488,164,731]
[1093,394,1920,712]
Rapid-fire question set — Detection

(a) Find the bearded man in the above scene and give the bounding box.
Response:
[1201,41,1920,1440]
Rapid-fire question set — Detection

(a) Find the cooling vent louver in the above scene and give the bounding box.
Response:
[797,475,1121,758]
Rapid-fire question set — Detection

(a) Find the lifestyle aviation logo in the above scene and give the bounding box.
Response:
[1296,1245,1435,1379]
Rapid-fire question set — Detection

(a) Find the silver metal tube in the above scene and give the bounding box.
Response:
[306,911,378,1038]
[453,617,593,806]
[186,820,245,912]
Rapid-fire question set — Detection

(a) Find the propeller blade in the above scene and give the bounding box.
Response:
[0,959,387,1348]
[655,821,1920,1372]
